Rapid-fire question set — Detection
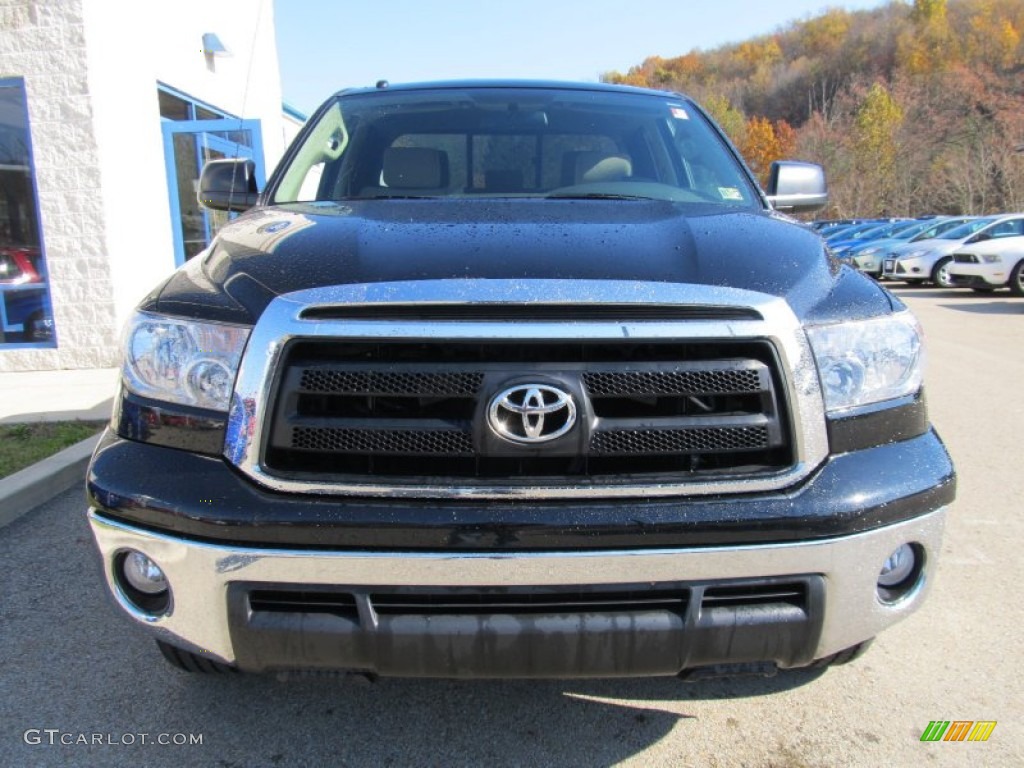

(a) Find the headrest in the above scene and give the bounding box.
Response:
[383,147,449,189]
[564,151,633,185]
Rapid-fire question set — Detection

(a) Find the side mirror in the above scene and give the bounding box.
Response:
[198,158,259,212]
[967,232,990,244]
[766,161,828,213]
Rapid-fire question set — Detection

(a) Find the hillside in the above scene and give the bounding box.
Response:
[602,0,1024,217]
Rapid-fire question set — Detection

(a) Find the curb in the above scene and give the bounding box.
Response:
[0,433,102,529]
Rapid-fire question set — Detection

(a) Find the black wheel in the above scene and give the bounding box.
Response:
[157,640,238,674]
[1010,260,1024,297]
[806,639,874,669]
[931,256,954,288]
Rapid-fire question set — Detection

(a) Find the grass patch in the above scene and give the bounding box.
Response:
[0,421,106,479]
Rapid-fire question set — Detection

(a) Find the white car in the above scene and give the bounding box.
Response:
[882,214,1024,287]
[948,234,1024,295]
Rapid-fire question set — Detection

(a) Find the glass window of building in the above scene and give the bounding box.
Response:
[0,79,55,345]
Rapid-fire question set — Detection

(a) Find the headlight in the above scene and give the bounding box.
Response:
[857,246,880,257]
[900,249,928,261]
[122,311,251,411]
[806,312,924,413]
[981,254,1001,264]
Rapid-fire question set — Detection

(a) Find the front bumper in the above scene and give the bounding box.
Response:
[948,263,1005,288]
[852,254,882,275]
[89,507,947,677]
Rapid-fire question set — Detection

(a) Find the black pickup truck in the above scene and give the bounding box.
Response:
[87,81,954,679]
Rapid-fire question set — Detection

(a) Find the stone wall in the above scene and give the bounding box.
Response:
[0,0,120,370]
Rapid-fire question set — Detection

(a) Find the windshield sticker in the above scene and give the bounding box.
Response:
[718,187,743,201]
[669,106,689,120]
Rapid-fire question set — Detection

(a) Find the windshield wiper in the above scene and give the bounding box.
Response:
[545,192,653,201]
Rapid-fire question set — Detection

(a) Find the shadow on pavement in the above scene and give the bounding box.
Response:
[938,300,1023,314]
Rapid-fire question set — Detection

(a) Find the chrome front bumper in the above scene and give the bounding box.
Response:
[89,507,947,674]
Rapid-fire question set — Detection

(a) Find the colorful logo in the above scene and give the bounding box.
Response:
[920,721,997,742]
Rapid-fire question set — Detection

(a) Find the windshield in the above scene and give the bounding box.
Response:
[270,86,760,207]
[910,217,970,241]
[828,222,882,241]
[939,218,994,240]
[889,220,934,239]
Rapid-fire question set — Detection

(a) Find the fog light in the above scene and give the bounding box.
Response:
[878,544,915,588]
[122,550,167,595]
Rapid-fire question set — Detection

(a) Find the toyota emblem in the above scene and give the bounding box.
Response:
[487,384,577,444]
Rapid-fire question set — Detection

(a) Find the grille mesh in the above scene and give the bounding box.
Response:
[292,427,474,455]
[584,369,762,396]
[299,370,483,396]
[590,426,770,455]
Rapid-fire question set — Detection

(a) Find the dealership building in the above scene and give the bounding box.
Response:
[0,0,303,371]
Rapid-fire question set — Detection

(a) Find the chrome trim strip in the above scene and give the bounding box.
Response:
[89,507,947,666]
[225,279,828,499]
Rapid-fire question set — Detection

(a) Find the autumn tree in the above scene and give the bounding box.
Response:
[965,1,1022,70]
[604,0,1024,216]
[739,117,797,184]
[702,95,746,147]
[898,0,959,74]
[853,83,904,213]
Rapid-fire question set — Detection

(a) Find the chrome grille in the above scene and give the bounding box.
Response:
[263,339,791,484]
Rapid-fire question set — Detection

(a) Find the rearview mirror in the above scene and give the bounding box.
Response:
[198,158,259,212]
[766,161,828,213]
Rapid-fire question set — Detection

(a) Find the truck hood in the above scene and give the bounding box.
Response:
[149,200,893,324]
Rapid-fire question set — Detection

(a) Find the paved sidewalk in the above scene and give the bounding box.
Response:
[0,367,118,527]
[0,367,118,424]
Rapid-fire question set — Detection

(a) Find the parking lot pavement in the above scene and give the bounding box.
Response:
[0,287,1021,767]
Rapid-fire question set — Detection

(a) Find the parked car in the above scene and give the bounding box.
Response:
[882,215,1024,287]
[828,219,909,256]
[812,218,874,235]
[85,80,952,680]
[0,245,54,342]
[0,245,44,284]
[948,233,1024,295]
[848,217,972,278]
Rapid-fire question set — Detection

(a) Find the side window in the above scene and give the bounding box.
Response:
[987,219,1024,238]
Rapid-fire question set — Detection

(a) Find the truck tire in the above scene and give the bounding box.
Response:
[1010,261,1024,297]
[931,257,954,288]
[157,640,237,674]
